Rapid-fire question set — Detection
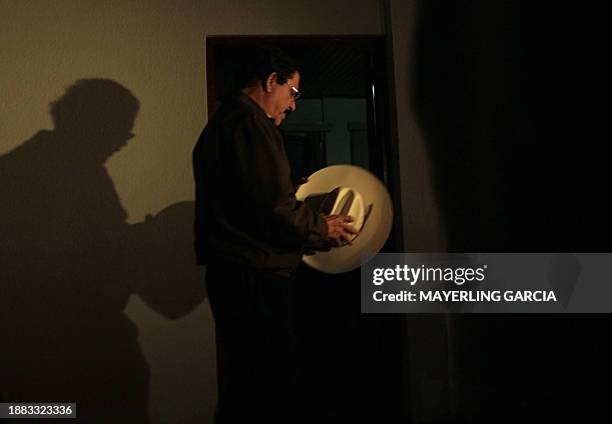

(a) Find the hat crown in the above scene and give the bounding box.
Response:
[330,187,368,244]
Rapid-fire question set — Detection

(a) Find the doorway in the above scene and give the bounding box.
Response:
[206,35,405,423]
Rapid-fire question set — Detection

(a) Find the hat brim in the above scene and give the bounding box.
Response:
[296,165,393,274]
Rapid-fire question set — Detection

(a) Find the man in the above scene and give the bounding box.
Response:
[192,46,357,422]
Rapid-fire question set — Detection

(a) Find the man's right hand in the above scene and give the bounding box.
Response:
[323,214,359,246]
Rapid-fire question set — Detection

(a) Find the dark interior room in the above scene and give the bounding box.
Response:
[1,1,609,423]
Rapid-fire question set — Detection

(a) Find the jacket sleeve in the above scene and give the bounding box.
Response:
[227,112,328,247]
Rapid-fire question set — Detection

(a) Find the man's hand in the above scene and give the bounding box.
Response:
[323,214,360,246]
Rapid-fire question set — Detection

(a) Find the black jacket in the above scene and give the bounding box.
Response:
[193,94,327,274]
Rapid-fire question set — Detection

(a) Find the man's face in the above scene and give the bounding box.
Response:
[269,71,300,125]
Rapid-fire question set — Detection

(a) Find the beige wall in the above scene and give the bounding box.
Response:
[385,1,450,423]
[386,0,446,252]
[1,1,385,423]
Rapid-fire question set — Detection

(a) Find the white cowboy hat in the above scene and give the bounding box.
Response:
[296,164,393,274]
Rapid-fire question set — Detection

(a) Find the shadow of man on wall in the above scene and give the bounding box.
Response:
[0,79,206,423]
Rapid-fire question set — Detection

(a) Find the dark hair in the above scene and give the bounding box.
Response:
[236,45,300,90]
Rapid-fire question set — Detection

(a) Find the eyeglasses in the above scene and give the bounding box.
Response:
[287,81,301,100]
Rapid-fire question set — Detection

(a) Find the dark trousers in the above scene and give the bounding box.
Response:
[206,263,304,423]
